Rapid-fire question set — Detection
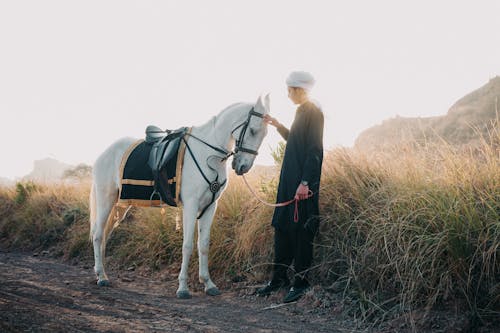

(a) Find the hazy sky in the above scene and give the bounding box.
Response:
[1,1,499,179]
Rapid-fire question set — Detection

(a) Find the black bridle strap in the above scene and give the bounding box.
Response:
[235,146,259,155]
[183,137,211,185]
[182,136,227,219]
[185,108,265,158]
[184,132,231,157]
[249,109,265,118]
[233,108,264,156]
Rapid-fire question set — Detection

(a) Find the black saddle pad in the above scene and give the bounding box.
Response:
[119,140,179,207]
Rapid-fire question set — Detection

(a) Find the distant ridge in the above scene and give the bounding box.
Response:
[23,158,73,182]
[355,77,500,150]
[0,177,14,187]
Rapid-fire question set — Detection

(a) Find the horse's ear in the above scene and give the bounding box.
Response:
[255,94,264,110]
[256,93,270,113]
[263,93,270,112]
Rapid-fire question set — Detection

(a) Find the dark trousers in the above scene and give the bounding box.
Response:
[271,224,317,288]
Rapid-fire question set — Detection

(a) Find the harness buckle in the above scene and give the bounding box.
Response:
[209,181,221,194]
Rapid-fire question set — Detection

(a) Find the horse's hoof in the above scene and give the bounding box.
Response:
[97,279,110,287]
[176,290,192,299]
[206,287,221,296]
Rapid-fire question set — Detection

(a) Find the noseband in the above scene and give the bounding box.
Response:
[231,108,264,156]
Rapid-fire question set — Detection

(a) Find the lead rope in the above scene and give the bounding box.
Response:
[241,174,313,222]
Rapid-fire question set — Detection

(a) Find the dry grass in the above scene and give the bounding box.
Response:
[0,124,498,327]
[312,125,499,324]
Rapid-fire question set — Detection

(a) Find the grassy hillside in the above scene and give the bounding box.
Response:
[355,77,500,150]
[1,128,499,329]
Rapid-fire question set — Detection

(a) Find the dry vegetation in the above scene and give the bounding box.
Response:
[1,125,498,330]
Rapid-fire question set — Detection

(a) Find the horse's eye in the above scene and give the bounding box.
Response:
[250,128,257,136]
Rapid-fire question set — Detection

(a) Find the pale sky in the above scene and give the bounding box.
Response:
[1,1,499,179]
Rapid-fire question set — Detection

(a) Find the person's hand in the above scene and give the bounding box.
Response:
[263,114,280,128]
[295,183,310,201]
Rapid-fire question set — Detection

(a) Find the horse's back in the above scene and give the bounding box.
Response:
[93,137,138,189]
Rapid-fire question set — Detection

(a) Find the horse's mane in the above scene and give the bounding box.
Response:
[210,102,252,128]
[218,102,251,117]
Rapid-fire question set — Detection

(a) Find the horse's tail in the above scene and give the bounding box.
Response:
[89,182,97,242]
[103,205,119,247]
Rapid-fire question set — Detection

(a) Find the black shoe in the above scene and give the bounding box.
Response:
[283,286,309,303]
[256,280,289,296]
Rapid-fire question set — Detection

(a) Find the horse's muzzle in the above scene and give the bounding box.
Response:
[232,159,248,175]
[235,164,247,175]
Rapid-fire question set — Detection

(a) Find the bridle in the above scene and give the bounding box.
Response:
[185,106,264,161]
[181,106,265,218]
[231,107,264,156]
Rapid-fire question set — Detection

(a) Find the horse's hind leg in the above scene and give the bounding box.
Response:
[91,186,118,286]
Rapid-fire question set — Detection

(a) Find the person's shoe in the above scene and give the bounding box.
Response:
[283,286,309,303]
[256,280,289,296]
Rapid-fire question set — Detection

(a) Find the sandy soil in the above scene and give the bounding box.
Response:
[0,251,362,333]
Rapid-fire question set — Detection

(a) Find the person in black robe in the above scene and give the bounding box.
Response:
[257,71,324,303]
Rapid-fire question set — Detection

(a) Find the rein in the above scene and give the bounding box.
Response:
[241,174,313,223]
[185,132,235,162]
[183,107,263,161]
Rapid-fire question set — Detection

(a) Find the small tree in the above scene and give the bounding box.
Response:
[270,141,286,167]
[63,164,92,181]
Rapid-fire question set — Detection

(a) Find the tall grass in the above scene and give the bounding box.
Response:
[0,181,91,258]
[314,126,500,325]
[0,125,498,327]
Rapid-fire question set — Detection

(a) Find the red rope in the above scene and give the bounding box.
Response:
[241,175,313,222]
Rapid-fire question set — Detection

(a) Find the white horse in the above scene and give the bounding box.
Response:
[89,94,269,298]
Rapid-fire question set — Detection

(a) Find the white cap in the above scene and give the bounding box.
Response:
[286,71,315,91]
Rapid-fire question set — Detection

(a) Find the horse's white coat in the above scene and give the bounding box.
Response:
[89,95,269,298]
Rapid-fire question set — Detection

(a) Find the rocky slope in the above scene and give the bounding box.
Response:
[355,76,500,150]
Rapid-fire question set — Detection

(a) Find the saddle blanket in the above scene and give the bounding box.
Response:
[118,138,187,207]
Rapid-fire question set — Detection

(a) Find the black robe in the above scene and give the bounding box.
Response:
[272,100,324,231]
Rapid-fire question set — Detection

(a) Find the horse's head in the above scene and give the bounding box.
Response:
[231,94,270,175]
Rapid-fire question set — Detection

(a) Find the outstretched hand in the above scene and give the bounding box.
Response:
[263,114,281,128]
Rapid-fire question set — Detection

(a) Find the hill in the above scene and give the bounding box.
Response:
[23,158,73,182]
[355,76,500,150]
[0,177,14,187]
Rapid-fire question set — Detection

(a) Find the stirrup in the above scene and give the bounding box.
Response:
[149,190,164,207]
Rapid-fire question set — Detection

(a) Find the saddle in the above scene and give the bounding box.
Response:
[146,126,187,168]
[146,126,188,205]
[145,125,171,144]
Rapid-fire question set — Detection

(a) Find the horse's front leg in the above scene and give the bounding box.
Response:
[197,203,221,296]
[176,201,197,299]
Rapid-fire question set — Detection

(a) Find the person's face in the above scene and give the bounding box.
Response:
[287,87,306,105]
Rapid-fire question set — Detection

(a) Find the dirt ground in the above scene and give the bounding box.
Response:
[0,250,363,333]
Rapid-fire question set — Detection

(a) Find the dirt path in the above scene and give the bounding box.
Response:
[0,251,362,333]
